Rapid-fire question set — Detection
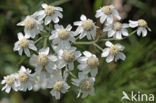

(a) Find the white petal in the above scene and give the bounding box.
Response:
[142,28,147,37]
[115,44,125,51]
[118,52,126,60]
[29,54,38,67]
[121,29,129,36]
[115,31,122,39]
[106,15,113,24]
[48,55,57,61]
[55,7,63,11]
[80,15,87,21]
[101,48,110,57]
[106,55,114,63]
[83,51,92,57]
[100,15,106,23]
[137,27,143,36]
[113,9,121,20]
[90,68,98,77]
[39,47,49,55]
[66,24,72,31]
[41,3,48,8]
[45,16,52,25]
[17,21,24,26]
[29,41,37,51]
[129,20,138,28]
[17,32,24,40]
[105,41,113,47]
[24,48,30,57]
[68,62,74,71]
[108,30,115,37]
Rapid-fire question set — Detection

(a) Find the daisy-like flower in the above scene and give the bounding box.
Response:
[56,46,81,70]
[36,3,63,25]
[17,14,43,38]
[101,41,126,63]
[72,73,95,98]
[1,74,18,93]
[49,24,75,49]
[29,47,57,77]
[129,19,151,37]
[77,51,99,77]
[33,74,48,91]
[103,22,129,39]
[16,66,34,91]
[74,15,97,40]
[47,76,70,99]
[14,32,37,57]
[95,5,121,24]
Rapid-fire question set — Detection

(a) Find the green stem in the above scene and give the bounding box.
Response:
[43,38,47,48]
[93,43,103,51]
[100,30,137,41]
[65,66,77,78]
[35,37,43,44]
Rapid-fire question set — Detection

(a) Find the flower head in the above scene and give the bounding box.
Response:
[47,76,70,99]
[1,74,18,93]
[56,46,81,70]
[14,32,37,57]
[16,66,34,91]
[49,24,75,49]
[74,15,97,40]
[129,19,151,37]
[72,73,95,98]
[103,22,129,39]
[78,51,99,77]
[95,5,121,24]
[29,47,57,74]
[101,41,126,63]
[17,14,43,38]
[36,3,63,25]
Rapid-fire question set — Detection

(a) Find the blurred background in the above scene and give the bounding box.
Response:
[0,0,156,103]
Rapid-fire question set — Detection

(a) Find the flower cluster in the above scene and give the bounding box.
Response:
[1,3,151,99]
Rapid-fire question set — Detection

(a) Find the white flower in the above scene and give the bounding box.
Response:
[129,19,151,37]
[103,22,129,39]
[74,15,97,40]
[49,24,75,49]
[77,51,99,77]
[33,74,48,91]
[17,14,43,38]
[101,41,126,63]
[1,74,18,93]
[16,66,34,91]
[47,76,70,99]
[29,47,57,75]
[14,32,37,57]
[95,5,121,24]
[56,46,81,70]
[72,73,95,98]
[36,3,63,25]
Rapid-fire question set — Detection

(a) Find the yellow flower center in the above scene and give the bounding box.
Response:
[113,22,122,30]
[37,54,49,66]
[44,6,55,16]
[62,50,75,62]
[18,72,29,83]
[80,80,91,91]
[82,20,94,31]
[110,45,120,55]
[24,18,36,29]
[58,29,70,40]
[19,39,29,48]
[36,76,41,83]
[53,81,64,91]
[102,6,112,15]
[138,19,147,27]
[87,56,99,68]
[6,76,14,85]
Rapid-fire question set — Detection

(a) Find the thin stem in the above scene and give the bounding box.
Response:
[93,43,103,51]
[65,66,77,78]
[35,37,43,44]
[100,30,137,41]
[43,38,47,48]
